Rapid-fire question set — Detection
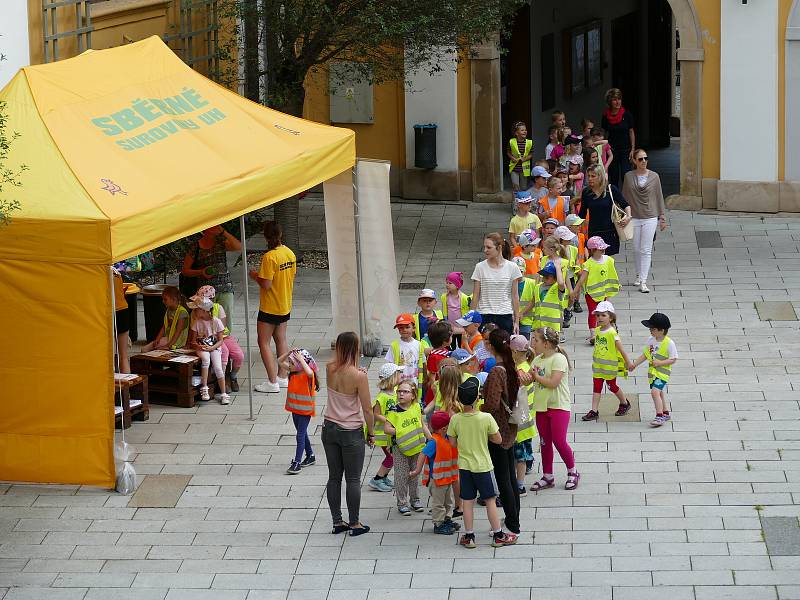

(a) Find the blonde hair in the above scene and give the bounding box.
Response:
[397,378,418,400]
[533,326,570,369]
[378,371,400,391]
[543,235,568,260]
[586,164,608,195]
[437,366,463,414]
[605,87,622,106]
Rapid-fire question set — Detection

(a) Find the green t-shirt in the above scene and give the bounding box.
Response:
[447,411,499,473]
[530,352,571,412]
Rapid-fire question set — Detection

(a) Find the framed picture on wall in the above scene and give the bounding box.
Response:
[564,20,602,98]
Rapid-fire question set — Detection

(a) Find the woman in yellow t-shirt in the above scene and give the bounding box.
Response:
[248,221,297,394]
[529,326,579,492]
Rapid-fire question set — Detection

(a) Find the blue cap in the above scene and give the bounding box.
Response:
[532,166,551,179]
[538,261,557,278]
[449,348,474,364]
[514,190,533,203]
[455,310,482,327]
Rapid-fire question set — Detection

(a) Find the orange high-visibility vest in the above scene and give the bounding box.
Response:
[422,433,459,487]
[285,372,316,416]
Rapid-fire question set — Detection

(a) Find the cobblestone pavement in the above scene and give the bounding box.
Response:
[3,199,800,600]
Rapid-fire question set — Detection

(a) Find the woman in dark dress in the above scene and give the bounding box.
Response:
[601,88,636,188]
[578,165,631,256]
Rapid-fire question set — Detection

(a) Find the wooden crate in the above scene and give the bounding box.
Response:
[114,373,149,429]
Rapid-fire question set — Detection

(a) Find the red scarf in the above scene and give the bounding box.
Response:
[603,106,626,125]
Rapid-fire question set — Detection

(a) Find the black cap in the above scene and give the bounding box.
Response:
[641,312,671,330]
[458,377,480,406]
[564,134,582,146]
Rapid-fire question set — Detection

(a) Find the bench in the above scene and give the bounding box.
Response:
[114,373,149,429]
[130,351,225,408]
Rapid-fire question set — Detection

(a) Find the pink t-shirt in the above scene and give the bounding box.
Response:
[446,293,463,324]
[324,388,363,429]
[192,317,225,346]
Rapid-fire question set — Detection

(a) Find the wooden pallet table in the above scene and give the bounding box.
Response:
[114,373,149,429]
[129,351,223,408]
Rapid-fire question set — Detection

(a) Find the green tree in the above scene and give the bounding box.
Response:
[0,100,27,226]
[218,0,526,253]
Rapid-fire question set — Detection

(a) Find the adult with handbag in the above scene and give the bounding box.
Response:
[622,149,668,294]
[479,328,522,535]
[578,165,631,257]
[181,225,242,329]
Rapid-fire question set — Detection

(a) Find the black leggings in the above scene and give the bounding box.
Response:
[488,443,521,533]
[321,420,366,525]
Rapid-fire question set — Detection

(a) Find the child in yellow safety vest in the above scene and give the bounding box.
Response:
[564,215,587,315]
[530,258,567,343]
[414,289,443,342]
[143,285,189,352]
[581,301,633,423]
[629,312,678,428]
[385,379,432,516]
[280,348,319,475]
[442,272,471,350]
[387,314,424,400]
[572,236,620,343]
[368,362,404,493]
[510,335,538,496]
[409,411,461,535]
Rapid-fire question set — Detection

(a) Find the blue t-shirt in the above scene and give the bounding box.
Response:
[421,439,437,475]
[419,314,434,339]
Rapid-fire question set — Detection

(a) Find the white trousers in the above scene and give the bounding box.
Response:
[632,217,658,283]
[198,348,225,382]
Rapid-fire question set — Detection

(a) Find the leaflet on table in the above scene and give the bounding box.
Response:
[168,355,196,363]
[114,373,139,381]
[140,350,173,358]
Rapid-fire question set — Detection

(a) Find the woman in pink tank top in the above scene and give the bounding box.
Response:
[322,332,375,537]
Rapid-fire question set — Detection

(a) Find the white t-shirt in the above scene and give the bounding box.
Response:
[646,336,678,360]
[471,259,521,316]
[385,338,421,380]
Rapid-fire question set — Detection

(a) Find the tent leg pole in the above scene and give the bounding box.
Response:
[240,215,255,422]
[352,165,366,347]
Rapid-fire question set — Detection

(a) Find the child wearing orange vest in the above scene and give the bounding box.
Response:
[280,348,319,475]
[410,411,461,535]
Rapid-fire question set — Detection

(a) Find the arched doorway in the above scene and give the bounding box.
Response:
[786,0,800,181]
[665,0,704,203]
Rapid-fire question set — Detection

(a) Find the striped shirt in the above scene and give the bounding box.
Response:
[513,139,527,172]
[471,260,521,316]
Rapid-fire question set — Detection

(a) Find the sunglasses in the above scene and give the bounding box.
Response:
[636,156,648,162]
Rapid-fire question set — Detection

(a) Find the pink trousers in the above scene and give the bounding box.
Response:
[220,336,244,371]
[536,408,575,474]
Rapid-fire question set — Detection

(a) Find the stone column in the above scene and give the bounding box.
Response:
[470,37,503,201]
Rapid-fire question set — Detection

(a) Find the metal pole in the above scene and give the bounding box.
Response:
[352,164,366,344]
[240,215,255,421]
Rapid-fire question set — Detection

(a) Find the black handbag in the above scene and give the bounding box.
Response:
[178,242,200,298]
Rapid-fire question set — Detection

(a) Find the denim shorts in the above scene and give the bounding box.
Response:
[650,378,668,390]
[459,469,499,501]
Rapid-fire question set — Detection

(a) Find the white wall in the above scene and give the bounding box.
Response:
[720,0,778,182]
[404,50,459,172]
[0,0,31,90]
[528,0,639,143]
[786,0,800,181]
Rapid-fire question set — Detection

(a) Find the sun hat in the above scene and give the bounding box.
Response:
[512,256,526,275]
[531,166,551,179]
[187,296,214,311]
[195,285,216,299]
[290,349,318,373]
[418,288,436,300]
[518,229,541,247]
[394,313,414,328]
[378,362,404,381]
[593,300,616,314]
[455,310,482,327]
[554,225,577,241]
[565,214,585,226]
[509,334,529,352]
[449,348,474,364]
[587,236,610,250]
[430,411,451,432]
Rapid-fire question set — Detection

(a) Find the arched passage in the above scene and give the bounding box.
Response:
[666,0,704,203]
[786,0,800,181]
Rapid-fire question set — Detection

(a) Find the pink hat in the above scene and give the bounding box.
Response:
[446,272,464,289]
[509,334,529,352]
[290,349,318,374]
[196,285,216,299]
[587,236,610,250]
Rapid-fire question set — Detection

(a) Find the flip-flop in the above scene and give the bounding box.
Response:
[349,524,370,537]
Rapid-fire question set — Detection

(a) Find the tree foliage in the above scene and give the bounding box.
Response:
[0,100,27,226]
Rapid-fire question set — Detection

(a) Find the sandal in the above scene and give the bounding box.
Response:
[348,523,370,537]
[615,400,631,416]
[530,476,555,492]
[331,521,350,534]
[581,410,599,422]
[565,471,580,491]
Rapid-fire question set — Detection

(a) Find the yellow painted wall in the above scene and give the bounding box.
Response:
[304,67,406,169]
[694,0,721,180]
[457,58,472,172]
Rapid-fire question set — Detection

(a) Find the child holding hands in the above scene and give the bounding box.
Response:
[368,363,404,492]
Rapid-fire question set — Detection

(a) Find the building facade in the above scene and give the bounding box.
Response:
[3,0,799,213]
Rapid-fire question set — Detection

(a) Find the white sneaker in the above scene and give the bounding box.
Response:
[199,386,210,401]
[634,276,641,287]
[559,331,566,343]
[277,377,289,388]
[255,381,280,393]
[220,393,231,405]
[640,283,650,294]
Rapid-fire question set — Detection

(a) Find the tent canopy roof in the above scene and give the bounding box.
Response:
[0,36,355,264]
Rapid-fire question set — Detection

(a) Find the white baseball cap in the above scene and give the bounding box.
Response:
[378,363,404,381]
[592,300,616,314]
[554,225,577,241]
[418,288,436,299]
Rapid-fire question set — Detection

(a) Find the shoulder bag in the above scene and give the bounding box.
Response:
[496,366,529,425]
[609,186,633,242]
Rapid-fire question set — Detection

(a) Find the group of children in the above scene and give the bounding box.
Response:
[508,110,612,201]
[143,284,245,405]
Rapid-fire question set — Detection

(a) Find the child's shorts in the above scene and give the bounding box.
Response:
[650,378,668,390]
[459,469,499,501]
[513,440,534,463]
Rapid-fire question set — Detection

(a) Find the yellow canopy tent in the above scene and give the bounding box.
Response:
[0,36,355,487]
